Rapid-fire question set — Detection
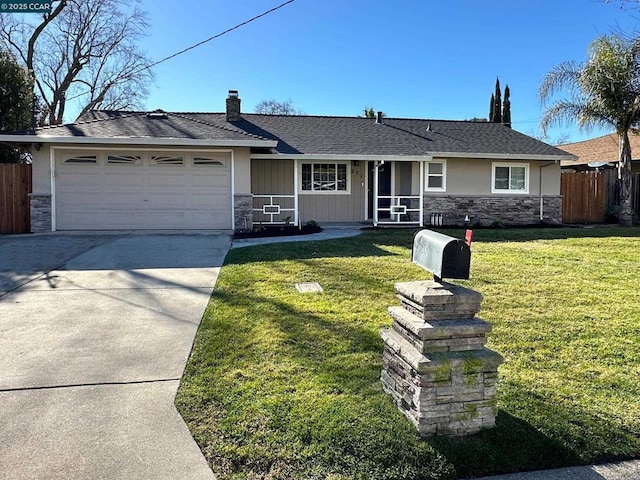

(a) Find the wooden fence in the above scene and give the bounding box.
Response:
[632,173,640,215]
[561,171,606,223]
[0,163,32,234]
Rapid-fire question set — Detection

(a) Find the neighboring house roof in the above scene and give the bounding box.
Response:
[1,109,573,160]
[560,132,640,168]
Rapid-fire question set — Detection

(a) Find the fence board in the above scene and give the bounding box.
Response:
[0,164,32,234]
[633,173,640,216]
[561,171,606,223]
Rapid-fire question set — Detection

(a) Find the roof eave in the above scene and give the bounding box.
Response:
[250,153,434,161]
[431,151,576,161]
[0,134,277,148]
[251,151,576,161]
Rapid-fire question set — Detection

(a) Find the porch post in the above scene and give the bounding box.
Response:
[294,159,299,226]
[373,161,379,226]
[419,160,425,226]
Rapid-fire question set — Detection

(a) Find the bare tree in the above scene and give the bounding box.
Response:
[0,0,152,125]
[254,99,304,115]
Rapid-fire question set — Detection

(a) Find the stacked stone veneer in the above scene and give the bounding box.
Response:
[424,195,562,226]
[234,193,253,232]
[380,280,503,436]
[29,193,52,233]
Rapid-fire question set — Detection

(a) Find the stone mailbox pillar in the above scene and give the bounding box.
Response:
[380,231,503,436]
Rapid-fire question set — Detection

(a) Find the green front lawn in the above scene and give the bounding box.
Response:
[176,227,640,479]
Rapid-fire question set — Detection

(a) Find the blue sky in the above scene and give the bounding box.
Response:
[126,0,639,144]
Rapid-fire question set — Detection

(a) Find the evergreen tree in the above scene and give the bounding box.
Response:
[493,78,502,124]
[0,49,34,162]
[503,85,512,128]
[489,94,495,122]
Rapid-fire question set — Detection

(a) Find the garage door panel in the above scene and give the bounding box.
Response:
[150,172,188,186]
[59,173,103,187]
[101,211,147,229]
[192,175,228,188]
[103,193,145,205]
[104,172,145,186]
[56,152,232,230]
[190,194,229,208]
[147,195,189,209]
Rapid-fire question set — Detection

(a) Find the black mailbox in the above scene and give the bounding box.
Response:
[411,229,471,282]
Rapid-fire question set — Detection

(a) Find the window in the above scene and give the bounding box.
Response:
[300,162,349,193]
[492,162,529,194]
[152,156,184,165]
[194,157,224,166]
[107,155,141,165]
[425,161,446,192]
[64,155,97,164]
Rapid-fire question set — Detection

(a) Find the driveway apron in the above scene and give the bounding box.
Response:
[0,232,229,480]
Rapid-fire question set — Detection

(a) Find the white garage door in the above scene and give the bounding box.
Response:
[55,150,232,230]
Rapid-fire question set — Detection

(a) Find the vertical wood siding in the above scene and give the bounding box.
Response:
[299,162,366,223]
[251,159,366,223]
[251,159,294,194]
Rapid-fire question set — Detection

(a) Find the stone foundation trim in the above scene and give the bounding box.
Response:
[424,195,562,226]
[234,193,253,232]
[28,193,52,233]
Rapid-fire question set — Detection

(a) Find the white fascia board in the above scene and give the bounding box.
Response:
[0,135,276,148]
[251,152,575,162]
[250,153,433,161]
[431,151,576,161]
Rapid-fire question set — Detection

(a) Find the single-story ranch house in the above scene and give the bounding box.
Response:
[1,91,574,232]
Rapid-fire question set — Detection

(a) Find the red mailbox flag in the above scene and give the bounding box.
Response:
[465,229,473,247]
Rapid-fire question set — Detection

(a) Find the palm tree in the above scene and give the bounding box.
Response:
[540,34,640,226]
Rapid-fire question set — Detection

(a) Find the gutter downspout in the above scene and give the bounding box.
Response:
[539,161,557,221]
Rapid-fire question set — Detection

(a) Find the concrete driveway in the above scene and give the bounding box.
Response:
[0,232,230,480]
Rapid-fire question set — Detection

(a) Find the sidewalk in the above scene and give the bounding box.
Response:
[475,459,640,480]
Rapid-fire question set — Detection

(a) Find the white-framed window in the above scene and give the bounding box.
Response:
[193,157,225,166]
[300,162,350,194]
[64,155,97,164]
[425,160,446,192]
[152,155,184,165]
[492,162,529,194]
[107,155,141,165]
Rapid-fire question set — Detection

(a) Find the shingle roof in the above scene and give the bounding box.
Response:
[228,114,572,157]
[12,110,573,158]
[34,110,269,142]
[559,133,640,166]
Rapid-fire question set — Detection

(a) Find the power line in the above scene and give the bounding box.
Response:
[65,0,295,102]
[142,0,295,73]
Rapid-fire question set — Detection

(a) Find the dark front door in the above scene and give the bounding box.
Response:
[367,161,392,219]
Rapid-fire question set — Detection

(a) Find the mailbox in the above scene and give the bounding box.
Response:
[411,229,471,282]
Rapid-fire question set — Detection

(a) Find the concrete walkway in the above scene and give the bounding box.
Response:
[231,224,363,249]
[0,232,229,480]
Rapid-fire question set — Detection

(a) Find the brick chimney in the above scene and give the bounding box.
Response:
[226,90,241,121]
